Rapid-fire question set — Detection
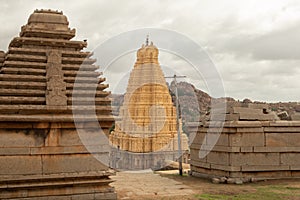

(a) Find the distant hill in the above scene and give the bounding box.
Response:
[110,81,299,122]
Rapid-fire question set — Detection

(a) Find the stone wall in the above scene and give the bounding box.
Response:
[0,122,116,199]
[190,120,300,182]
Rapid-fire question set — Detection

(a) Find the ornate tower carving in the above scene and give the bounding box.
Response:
[109,39,188,169]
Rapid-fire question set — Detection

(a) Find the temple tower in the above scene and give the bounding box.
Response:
[109,39,188,170]
[0,10,116,199]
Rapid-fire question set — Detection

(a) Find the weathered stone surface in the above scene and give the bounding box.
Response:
[241,165,289,172]
[190,117,300,181]
[0,147,30,155]
[190,148,207,163]
[206,133,229,146]
[0,155,42,175]
[212,177,220,184]
[291,113,300,121]
[181,101,300,180]
[226,178,236,184]
[46,50,67,107]
[229,132,265,147]
[207,152,229,165]
[264,127,300,132]
[281,153,300,165]
[233,107,262,115]
[210,163,241,172]
[230,153,280,166]
[193,144,240,152]
[191,132,206,144]
[266,133,300,147]
[224,121,262,128]
[0,9,116,199]
[30,146,87,155]
[42,154,108,174]
[189,160,210,169]
[235,179,243,184]
[254,146,300,153]
[241,146,253,152]
[0,130,44,147]
[191,165,230,177]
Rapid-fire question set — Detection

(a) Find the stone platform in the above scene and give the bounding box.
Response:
[189,103,300,182]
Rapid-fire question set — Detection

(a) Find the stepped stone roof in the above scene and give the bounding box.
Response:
[0,9,113,125]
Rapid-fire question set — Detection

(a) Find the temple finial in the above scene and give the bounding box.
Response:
[146,35,149,46]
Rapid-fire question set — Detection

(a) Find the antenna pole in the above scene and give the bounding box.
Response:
[165,74,186,176]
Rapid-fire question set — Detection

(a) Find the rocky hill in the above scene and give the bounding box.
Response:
[110,81,300,122]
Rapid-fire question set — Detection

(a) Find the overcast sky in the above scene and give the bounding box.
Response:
[0,0,299,102]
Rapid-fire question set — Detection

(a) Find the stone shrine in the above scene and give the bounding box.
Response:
[109,40,188,170]
[189,102,300,183]
[0,10,116,199]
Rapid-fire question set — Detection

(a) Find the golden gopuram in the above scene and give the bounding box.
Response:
[0,10,116,199]
[109,39,189,170]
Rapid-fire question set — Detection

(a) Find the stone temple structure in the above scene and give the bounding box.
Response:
[189,101,300,183]
[109,40,188,170]
[0,10,116,199]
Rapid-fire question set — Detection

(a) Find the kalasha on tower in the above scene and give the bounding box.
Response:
[109,38,189,170]
[0,10,116,199]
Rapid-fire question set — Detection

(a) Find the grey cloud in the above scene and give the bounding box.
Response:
[217,23,300,60]
[0,0,299,102]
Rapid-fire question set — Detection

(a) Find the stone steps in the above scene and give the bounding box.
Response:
[6,54,46,63]
[0,74,46,82]
[0,96,45,104]
[21,28,76,39]
[62,64,98,71]
[9,37,87,50]
[0,89,45,96]
[0,105,112,115]
[3,61,46,69]
[0,174,115,199]
[62,57,96,65]
[0,67,99,77]
[64,76,106,83]
[1,67,46,76]
[67,83,107,91]
[0,96,111,105]
[6,54,96,66]
[0,81,108,91]
[63,70,100,77]
[0,114,115,122]
[0,81,46,89]
[3,61,98,71]
[0,177,112,190]
[70,90,110,97]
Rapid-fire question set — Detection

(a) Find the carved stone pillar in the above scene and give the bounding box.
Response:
[46,50,67,108]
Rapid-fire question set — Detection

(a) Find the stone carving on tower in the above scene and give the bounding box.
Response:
[46,50,67,107]
[109,38,189,170]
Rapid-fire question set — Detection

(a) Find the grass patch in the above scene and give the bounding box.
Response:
[196,184,300,200]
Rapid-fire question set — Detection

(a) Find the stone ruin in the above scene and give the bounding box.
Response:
[189,101,300,183]
[0,10,116,199]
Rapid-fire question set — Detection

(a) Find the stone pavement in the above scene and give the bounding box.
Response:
[110,170,195,199]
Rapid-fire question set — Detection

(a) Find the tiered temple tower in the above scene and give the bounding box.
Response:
[0,10,116,199]
[109,40,188,170]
